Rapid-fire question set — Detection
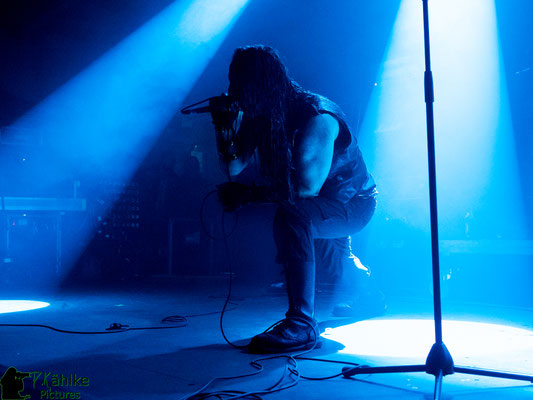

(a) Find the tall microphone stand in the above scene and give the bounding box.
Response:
[341,1,533,398]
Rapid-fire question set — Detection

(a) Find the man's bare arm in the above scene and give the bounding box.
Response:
[295,113,339,198]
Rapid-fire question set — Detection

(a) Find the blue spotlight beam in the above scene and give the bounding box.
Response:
[342,2,533,398]
[8,0,249,179]
[3,0,249,288]
[360,0,527,256]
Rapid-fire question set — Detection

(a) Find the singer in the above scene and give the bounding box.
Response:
[214,45,377,353]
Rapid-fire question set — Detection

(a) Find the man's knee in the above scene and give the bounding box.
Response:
[273,202,312,236]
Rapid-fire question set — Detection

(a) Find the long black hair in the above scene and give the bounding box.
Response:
[228,45,306,201]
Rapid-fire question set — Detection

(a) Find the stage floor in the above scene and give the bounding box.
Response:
[1,277,532,399]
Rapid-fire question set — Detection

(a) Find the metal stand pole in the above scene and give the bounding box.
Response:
[341,1,533,398]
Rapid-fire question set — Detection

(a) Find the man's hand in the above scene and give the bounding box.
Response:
[216,182,252,212]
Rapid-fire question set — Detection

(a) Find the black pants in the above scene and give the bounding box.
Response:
[273,195,376,321]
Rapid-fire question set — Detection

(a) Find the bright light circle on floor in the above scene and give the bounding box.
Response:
[0,300,50,314]
[322,319,533,371]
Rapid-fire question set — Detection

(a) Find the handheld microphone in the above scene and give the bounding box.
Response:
[181,105,210,114]
[181,94,242,163]
[181,94,238,115]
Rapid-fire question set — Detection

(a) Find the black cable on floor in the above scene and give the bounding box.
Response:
[0,301,240,335]
[189,185,370,398]
[0,322,186,334]
[0,188,243,337]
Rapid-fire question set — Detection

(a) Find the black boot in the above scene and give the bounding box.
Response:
[249,261,320,353]
[248,317,320,354]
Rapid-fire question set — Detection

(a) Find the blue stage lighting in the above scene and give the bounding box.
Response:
[8,0,249,179]
[323,319,533,375]
[3,0,249,287]
[0,300,50,314]
[354,0,531,304]
[360,0,526,238]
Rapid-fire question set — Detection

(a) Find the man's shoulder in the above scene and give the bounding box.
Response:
[301,113,340,143]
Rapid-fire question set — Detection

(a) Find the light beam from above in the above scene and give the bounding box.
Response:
[359,0,526,239]
[2,0,249,288]
[7,0,249,180]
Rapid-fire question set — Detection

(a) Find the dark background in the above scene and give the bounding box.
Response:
[0,0,531,305]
